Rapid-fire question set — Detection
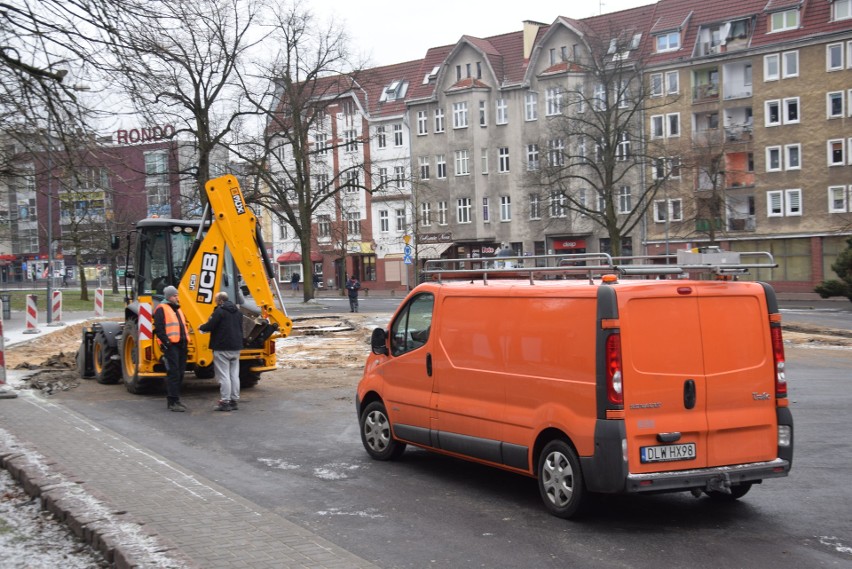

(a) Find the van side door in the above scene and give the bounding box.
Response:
[381,293,436,447]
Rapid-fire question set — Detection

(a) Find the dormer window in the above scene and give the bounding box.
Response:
[656,31,680,52]
[769,8,799,32]
[833,0,852,20]
[379,80,408,102]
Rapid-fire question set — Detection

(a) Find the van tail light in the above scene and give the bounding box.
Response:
[606,332,624,405]
[770,324,787,398]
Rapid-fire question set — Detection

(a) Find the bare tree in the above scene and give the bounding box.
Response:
[537,29,675,257]
[231,1,369,302]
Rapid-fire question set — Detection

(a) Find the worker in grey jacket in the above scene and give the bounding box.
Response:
[199,291,244,412]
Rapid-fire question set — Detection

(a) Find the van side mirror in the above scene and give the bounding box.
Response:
[110,235,120,250]
[371,327,388,355]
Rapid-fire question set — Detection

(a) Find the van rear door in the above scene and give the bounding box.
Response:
[619,282,777,474]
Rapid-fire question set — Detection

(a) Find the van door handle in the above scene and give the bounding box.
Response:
[684,379,696,409]
[426,353,432,377]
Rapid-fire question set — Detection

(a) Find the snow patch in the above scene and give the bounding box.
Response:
[257,457,300,470]
[313,463,361,480]
[316,507,384,519]
[818,535,852,555]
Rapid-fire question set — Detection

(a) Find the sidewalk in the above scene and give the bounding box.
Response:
[0,310,378,569]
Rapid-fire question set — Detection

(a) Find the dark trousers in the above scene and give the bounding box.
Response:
[162,342,188,402]
[349,296,358,312]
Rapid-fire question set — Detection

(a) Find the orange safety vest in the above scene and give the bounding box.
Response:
[155,303,189,344]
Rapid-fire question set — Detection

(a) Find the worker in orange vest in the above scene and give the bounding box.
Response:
[154,286,190,412]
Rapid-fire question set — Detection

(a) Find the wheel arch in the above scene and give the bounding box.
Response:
[356,390,384,418]
[532,428,577,477]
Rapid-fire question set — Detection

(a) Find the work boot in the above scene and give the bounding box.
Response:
[229,400,239,411]
[214,400,231,412]
[168,401,186,412]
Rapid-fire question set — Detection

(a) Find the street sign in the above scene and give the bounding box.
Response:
[403,254,413,265]
[403,245,412,256]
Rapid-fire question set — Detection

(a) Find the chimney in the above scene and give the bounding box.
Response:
[523,20,546,60]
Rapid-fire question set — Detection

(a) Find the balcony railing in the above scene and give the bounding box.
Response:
[693,83,719,103]
[724,125,753,143]
[728,216,756,231]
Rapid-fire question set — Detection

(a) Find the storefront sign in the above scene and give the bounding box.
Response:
[116,124,176,145]
[553,239,587,250]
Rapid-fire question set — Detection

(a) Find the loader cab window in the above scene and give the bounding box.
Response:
[140,225,197,296]
[390,293,434,356]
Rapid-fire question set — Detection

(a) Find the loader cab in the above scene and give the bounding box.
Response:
[134,219,200,298]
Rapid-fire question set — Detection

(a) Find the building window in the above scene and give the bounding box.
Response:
[454,149,470,176]
[393,124,403,146]
[654,199,683,222]
[344,129,358,152]
[421,202,432,226]
[318,214,331,237]
[546,87,563,116]
[344,169,360,192]
[828,91,845,118]
[378,167,388,188]
[498,147,510,173]
[479,100,487,127]
[452,101,468,128]
[828,185,849,213]
[766,146,782,172]
[529,194,541,220]
[784,97,800,124]
[656,31,680,52]
[827,43,844,71]
[419,157,430,180]
[550,191,566,218]
[834,0,852,20]
[500,195,511,221]
[764,54,780,81]
[436,155,447,179]
[495,98,508,125]
[438,201,448,225]
[786,189,802,216]
[617,186,632,214]
[434,108,445,132]
[769,9,799,32]
[395,209,406,231]
[650,73,663,97]
[417,111,428,135]
[481,147,489,174]
[525,92,538,121]
[457,198,472,224]
[668,113,680,137]
[482,197,490,222]
[348,211,361,235]
[548,138,564,166]
[316,133,330,155]
[616,132,630,161]
[767,189,802,216]
[651,115,664,138]
[785,144,801,170]
[828,139,847,165]
[376,126,386,149]
[379,210,389,232]
[666,71,679,94]
[782,51,799,77]
[526,144,540,171]
[767,191,783,217]
[593,83,606,111]
[394,166,406,189]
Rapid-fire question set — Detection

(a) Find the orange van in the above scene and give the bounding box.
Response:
[355,253,793,518]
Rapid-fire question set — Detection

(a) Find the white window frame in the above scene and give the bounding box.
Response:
[785,143,802,170]
[783,97,800,124]
[483,197,491,223]
[454,149,470,176]
[457,198,472,224]
[767,190,784,217]
[650,73,663,97]
[650,115,664,138]
[666,71,680,94]
[765,100,781,127]
[834,0,852,20]
[500,195,511,221]
[656,31,680,52]
[782,50,799,78]
[546,87,563,116]
[498,147,510,173]
[766,146,782,172]
[828,185,848,213]
[827,91,845,118]
[420,202,432,227]
[828,139,846,166]
[827,42,844,71]
[394,209,405,232]
[479,100,487,127]
[379,210,389,232]
[769,9,799,33]
[548,138,565,167]
[417,111,428,135]
[436,155,447,179]
[525,92,538,121]
[550,191,566,218]
[438,201,448,225]
[481,147,489,174]
[496,98,508,125]
[529,194,541,220]
[419,156,430,180]
[434,108,445,133]
[617,186,632,214]
[653,198,684,223]
[393,124,403,147]
[764,54,780,81]
[452,101,468,129]
[667,113,680,137]
[785,189,802,216]
[526,144,540,171]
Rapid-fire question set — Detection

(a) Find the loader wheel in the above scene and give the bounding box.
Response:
[94,331,121,384]
[121,321,156,394]
[239,359,261,389]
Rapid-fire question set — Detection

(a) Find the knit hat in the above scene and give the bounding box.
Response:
[163,286,179,298]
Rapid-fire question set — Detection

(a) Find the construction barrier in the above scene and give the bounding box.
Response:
[139,302,153,341]
[0,300,18,398]
[23,294,41,335]
[94,288,104,317]
[48,289,64,326]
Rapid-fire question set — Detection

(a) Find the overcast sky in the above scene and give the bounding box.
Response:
[311,0,655,66]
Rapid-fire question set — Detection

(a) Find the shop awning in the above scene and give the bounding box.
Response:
[417,242,453,259]
[276,251,323,263]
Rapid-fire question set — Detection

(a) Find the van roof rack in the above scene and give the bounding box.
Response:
[421,250,776,285]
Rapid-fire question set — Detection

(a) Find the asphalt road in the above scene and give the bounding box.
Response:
[41,298,852,569]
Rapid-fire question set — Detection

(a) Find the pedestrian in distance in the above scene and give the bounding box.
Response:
[346,275,361,313]
[291,272,300,291]
[199,291,243,412]
[154,286,190,412]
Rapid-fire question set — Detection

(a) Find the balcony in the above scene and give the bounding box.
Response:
[693,83,719,103]
[724,125,753,143]
[728,216,756,231]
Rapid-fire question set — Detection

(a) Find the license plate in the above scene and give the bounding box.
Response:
[640,443,696,463]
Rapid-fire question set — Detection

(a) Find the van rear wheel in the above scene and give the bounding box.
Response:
[360,401,406,460]
[537,440,585,518]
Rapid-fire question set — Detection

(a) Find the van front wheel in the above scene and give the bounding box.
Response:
[537,440,585,518]
[360,401,406,461]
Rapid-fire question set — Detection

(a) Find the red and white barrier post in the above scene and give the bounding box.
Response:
[94,288,104,317]
[23,294,41,335]
[48,289,65,326]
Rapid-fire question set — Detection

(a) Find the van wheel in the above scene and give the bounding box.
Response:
[705,482,753,501]
[537,440,585,518]
[360,401,406,460]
